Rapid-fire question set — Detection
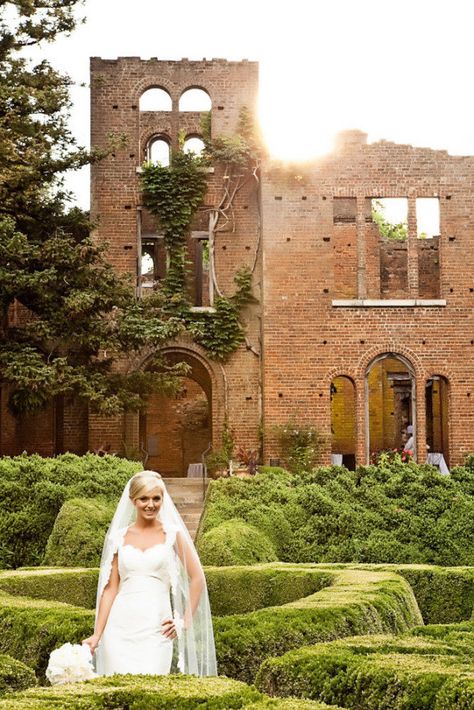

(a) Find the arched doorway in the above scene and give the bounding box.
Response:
[330,376,356,469]
[366,353,416,461]
[425,375,449,466]
[139,352,212,477]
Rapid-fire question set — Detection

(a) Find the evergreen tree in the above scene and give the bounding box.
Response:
[0,1,186,416]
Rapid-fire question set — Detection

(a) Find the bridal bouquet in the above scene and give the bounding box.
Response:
[46,643,96,685]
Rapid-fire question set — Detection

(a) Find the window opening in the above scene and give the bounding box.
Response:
[179,88,212,112]
[192,235,211,306]
[371,198,408,241]
[425,376,449,467]
[366,354,415,461]
[416,198,440,239]
[147,137,170,166]
[330,376,356,469]
[139,88,172,111]
[139,236,166,288]
[183,136,205,157]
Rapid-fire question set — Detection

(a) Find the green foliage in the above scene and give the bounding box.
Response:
[0,592,94,680]
[0,3,189,416]
[199,461,474,566]
[197,520,278,566]
[0,654,36,698]
[0,674,275,709]
[256,632,474,709]
[141,150,209,249]
[372,199,408,240]
[43,498,116,567]
[0,454,140,568]
[206,566,332,617]
[141,121,258,362]
[0,569,98,610]
[274,422,324,473]
[213,568,422,683]
[397,566,474,624]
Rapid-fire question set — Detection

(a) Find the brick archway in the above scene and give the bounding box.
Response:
[139,346,223,477]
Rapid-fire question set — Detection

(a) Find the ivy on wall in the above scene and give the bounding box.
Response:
[140,117,259,362]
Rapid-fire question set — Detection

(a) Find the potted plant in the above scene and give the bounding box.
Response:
[235,446,259,476]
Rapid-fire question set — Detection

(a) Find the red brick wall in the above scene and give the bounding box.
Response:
[261,134,474,467]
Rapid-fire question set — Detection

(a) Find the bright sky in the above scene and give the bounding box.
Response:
[31,0,474,208]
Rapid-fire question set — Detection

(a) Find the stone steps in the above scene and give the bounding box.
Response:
[162,478,208,540]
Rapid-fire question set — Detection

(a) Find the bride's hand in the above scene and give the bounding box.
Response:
[82,634,100,654]
[161,618,177,639]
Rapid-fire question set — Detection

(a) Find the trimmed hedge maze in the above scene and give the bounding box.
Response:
[0,564,472,707]
[256,631,474,709]
[0,674,341,709]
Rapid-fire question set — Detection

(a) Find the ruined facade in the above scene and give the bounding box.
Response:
[2,57,474,472]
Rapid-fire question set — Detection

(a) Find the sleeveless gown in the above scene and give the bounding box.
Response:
[98,531,176,676]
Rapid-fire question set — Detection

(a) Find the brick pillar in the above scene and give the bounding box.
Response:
[356,196,367,298]
[356,376,367,465]
[407,195,419,296]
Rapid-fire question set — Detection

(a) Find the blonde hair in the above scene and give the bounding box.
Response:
[129,470,164,500]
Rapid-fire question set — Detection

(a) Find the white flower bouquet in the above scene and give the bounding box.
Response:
[46,642,97,685]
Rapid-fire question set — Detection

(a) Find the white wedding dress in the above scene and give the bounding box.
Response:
[98,528,176,676]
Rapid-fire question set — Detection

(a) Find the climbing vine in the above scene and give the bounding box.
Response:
[140,112,260,361]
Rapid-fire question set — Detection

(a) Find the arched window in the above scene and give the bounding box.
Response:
[330,376,356,469]
[426,375,449,467]
[183,136,205,157]
[366,353,416,461]
[179,88,212,112]
[139,88,172,111]
[146,136,170,166]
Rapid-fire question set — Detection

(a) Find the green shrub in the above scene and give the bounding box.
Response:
[397,566,474,624]
[0,454,141,569]
[197,520,278,566]
[0,593,94,680]
[213,568,422,683]
[256,633,474,709]
[199,462,474,566]
[0,569,98,610]
[205,566,333,616]
[0,654,36,697]
[0,674,262,708]
[43,498,116,567]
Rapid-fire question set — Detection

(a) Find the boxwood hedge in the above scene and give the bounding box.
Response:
[0,654,36,697]
[0,674,342,709]
[0,454,141,569]
[256,633,474,709]
[43,498,116,568]
[197,461,474,566]
[0,566,422,685]
[197,520,278,566]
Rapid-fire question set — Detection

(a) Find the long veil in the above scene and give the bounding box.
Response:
[94,473,217,676]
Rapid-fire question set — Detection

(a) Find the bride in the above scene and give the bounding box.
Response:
[83,470,216,676]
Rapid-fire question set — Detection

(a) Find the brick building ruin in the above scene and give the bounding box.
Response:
[2,57,474,473]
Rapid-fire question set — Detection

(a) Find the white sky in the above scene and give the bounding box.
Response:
[30,0,474,208]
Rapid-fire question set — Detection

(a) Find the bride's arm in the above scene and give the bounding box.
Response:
[83,553,120,654]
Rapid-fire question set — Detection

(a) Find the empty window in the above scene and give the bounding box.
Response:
[140,237,166,288]
[183,136,205,157]
[192,235,211,306]
[179,88,212,112]
[371,198,408,241]
[139,88,172,111]
[416,198,440,239]
[330,376,356,469]
[147,137,170,166]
